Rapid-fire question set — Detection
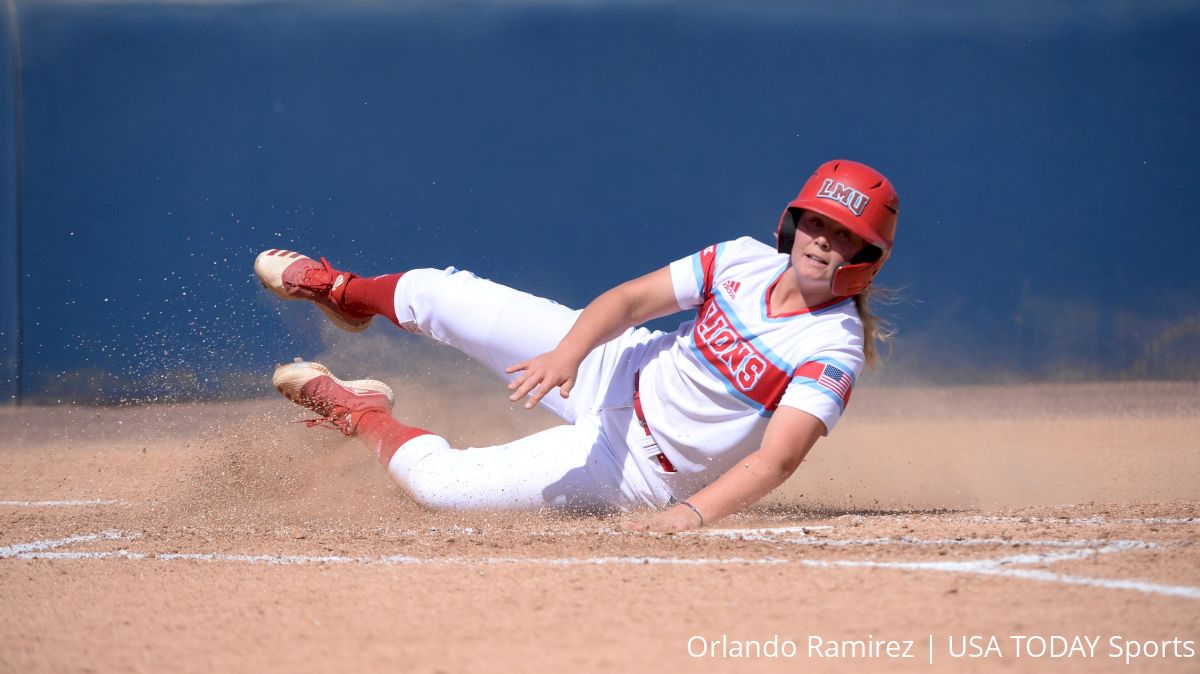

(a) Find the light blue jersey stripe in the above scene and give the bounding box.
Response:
[711,292,795,374]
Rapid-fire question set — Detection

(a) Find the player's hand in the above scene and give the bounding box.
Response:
[621,504,704,533]
[505,348,584,409]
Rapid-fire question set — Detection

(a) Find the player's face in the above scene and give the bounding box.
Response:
[790,211,868,286]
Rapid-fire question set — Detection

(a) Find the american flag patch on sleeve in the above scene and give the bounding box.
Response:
[791,360,855,407]
[817,364,852,400]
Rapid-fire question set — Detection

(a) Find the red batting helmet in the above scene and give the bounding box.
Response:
[776,159,899,296]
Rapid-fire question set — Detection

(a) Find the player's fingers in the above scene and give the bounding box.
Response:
[508,373,539,401]
[522,371,556,400]
[506,371,529,393]
[559,378,575,398]
[524,382,551,409]
[504,360,532,376]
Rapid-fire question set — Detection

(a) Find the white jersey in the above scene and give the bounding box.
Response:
[636,236,865,496]
[381,245,866,511]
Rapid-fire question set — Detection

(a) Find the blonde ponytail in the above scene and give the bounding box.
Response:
[853,287,895,369]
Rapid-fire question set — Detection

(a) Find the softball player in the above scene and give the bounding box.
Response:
[256,159,898,531]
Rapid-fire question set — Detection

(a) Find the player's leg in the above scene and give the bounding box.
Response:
[273,360,647,511]
[375,420,640,512]
[389,267,579,382]
[256,251,583,421]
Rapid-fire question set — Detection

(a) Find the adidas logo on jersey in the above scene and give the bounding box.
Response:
[721,279,741,299]
[816,178,870,216]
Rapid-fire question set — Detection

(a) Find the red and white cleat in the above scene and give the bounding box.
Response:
[254,249,373,332]
[272,359,394,436]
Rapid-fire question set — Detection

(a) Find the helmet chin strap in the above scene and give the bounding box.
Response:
[830,262,877,297]
[829,262,847,293]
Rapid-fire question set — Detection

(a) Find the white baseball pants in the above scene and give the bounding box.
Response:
[383,267,675,512]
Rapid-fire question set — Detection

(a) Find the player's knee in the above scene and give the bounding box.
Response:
[386,435,471,511]
[401,472,461,511]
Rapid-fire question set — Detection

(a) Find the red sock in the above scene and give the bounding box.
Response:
[343,274,403,326]
[355,410,431,465]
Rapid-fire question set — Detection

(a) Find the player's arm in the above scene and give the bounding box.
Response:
[506,266,682,408]
[625,406,825,532]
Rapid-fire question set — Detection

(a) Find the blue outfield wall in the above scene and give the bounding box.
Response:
[1,0,19,402]
[3,1,1200,403]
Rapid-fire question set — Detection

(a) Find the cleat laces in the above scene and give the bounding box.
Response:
[296,257,339,292]
[293,410,356,436]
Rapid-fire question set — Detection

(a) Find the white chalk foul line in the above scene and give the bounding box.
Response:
[801,541,1200,600]
[9,549,788,568]
[681,526,832,542]
[4,530,1198,600]
[687,529,1166,551]
[1,530,788,567]
[0,530,127,557]
[845,514,1200,527]
[957,515,1200,527]
[163,553,789,567]
[0,499,128,507]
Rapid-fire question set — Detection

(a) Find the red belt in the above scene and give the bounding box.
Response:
[633,371,677,473]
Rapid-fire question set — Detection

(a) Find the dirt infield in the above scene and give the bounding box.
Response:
[2,379,1198,673]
